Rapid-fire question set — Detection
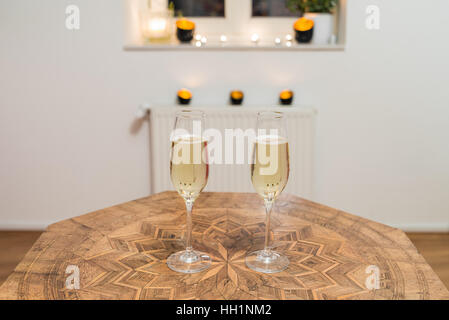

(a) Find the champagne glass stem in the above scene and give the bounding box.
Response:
[185,198,194,252]
[263,198,274,254]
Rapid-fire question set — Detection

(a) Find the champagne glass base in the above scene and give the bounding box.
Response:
[167,249,211,274]
[245,250,289,274]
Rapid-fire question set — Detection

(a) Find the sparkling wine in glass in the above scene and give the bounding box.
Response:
[246,111,290,273]
[167,110,211,273]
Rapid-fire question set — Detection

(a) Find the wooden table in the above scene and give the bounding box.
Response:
[1,192,448,300]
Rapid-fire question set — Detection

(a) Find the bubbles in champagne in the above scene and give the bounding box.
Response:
[251,135,289,199]
[170,135,209,200]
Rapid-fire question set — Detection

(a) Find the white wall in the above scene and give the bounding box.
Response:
[1,0,448,231]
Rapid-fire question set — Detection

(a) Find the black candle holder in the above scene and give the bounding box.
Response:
[177,89,192,105]
[230,91,244,105]
[294,17,314,44]
[176,19,195,43]
[280,90,294,105]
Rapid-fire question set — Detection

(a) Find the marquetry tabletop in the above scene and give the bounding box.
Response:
[1,192,448,300]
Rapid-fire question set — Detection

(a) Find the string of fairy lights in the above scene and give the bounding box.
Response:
[190,33,295,48]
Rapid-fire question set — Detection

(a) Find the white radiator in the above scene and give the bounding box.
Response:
[149,106,316,199]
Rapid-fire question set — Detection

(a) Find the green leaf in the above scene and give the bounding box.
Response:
[287,0,337,14]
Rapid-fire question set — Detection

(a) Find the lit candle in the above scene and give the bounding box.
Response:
[294,17,314,43]
[142,2,173,42]
[149,18,166,32]
[176,19,195,43]
[177,89,192,105]
[143,15,170,40]
[230,90,244,105]
[280,90,294,105]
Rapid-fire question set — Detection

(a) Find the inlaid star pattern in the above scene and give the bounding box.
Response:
[71,212,369,300]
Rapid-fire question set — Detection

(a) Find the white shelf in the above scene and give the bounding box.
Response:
[149,105,315,112]
[124,42,345,51]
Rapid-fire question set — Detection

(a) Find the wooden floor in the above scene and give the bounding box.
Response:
[407,233,449,289]
[0,231,42,287]
[0,231,448,292]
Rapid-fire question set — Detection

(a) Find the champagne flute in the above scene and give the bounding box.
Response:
[167,110,211,273]
[246,111,290,273]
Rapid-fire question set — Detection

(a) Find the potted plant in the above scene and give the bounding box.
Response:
[287,0,338,45]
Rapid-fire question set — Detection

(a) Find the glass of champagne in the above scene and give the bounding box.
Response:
[246,111,290,273]
[167,110,211,273]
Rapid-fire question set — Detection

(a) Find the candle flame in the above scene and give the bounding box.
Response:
[148,18,167,31]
